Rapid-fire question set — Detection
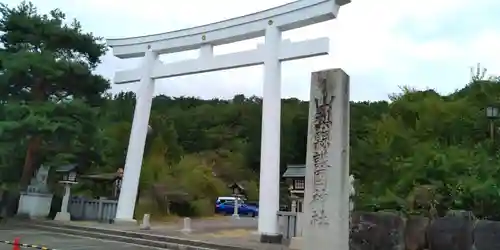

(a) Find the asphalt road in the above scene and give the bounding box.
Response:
[0,227,163,250]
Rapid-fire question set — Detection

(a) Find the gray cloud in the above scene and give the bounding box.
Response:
[4,0,500,101]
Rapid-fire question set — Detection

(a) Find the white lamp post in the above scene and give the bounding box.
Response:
[54,169,78,221]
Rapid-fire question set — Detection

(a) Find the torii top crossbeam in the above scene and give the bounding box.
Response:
[107,0,350,59]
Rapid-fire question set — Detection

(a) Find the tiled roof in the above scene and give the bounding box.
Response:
[282,164,305,178]
[55,163,79,173]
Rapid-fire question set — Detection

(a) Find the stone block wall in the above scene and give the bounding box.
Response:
[350,210,500,250]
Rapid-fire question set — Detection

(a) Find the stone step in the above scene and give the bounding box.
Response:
[24,223,208,250]
[22,221,252,250]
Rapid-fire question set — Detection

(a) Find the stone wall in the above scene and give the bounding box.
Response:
[350,210,500,250]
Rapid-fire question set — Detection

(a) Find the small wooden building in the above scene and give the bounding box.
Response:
[228,182,247,198]
[78,168,123,199]
[282,164,305,212]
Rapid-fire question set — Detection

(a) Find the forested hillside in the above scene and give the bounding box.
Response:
[2,2,500,219]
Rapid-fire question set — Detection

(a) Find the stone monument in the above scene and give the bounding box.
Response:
[303,69,350,250]
[17,165,54,218]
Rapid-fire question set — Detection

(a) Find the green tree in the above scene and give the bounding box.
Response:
[2,2,498,219]
[0,1,109,188]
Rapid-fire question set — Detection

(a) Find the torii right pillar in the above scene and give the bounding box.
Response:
[303,69,350,250]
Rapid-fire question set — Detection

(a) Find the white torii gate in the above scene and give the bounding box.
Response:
[106,0,350,242]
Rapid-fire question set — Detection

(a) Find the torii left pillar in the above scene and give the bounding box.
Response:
[258,24,283,243]
[114,48,157,223]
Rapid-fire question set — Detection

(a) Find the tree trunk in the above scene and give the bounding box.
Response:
[19,136,42,190]
[19,79,45,190]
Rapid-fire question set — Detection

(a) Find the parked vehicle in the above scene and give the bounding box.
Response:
[215,200,259,217]
[215,196,244,204]
[246,201,259,207]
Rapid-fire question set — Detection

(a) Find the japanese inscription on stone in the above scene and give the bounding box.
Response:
[310,78,334,226]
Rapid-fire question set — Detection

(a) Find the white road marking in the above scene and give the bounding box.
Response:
[3,230,43,235]
[40,237,89,243]
[63,245,102,250]
[30,230,172,250]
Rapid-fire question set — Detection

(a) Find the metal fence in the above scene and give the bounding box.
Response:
[277,211,302,239]
[68,197,117,222]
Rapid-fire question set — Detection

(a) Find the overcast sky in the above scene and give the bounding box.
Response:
[6,0,500,101]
